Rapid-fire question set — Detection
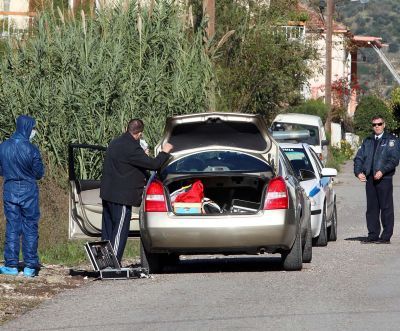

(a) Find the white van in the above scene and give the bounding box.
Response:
[271,113,329,164]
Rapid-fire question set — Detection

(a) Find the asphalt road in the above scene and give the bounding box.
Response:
[4,161,400,331]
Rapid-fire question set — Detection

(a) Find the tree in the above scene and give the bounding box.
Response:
[388,43,399,53]
[211,0,316,120]
[353,95,396,138]
[287,99,328,121]
[390,87,400,134]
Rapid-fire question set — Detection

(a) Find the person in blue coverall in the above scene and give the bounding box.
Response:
[0,115,44,277]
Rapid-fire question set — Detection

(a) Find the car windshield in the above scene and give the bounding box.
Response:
[271,122,320,145]
[281,147,314,176]
[162,151,272,175]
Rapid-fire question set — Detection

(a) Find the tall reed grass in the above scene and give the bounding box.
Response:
[0,0,213,180]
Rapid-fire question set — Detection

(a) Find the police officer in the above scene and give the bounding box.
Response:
[354,116,399,244]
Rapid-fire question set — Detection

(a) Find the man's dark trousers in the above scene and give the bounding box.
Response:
[101,200,132,264]
[366,176,394,241]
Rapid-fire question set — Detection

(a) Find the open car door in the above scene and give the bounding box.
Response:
[68,143,140,239]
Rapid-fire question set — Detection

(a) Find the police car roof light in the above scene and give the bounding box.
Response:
[272,130,310,141]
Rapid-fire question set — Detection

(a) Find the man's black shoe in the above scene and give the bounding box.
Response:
[361,238,379,244]
[377,239,391,244]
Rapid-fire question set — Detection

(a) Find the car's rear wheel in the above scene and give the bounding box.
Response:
[282,228,303,271]
[314,204,328,247]
[302,216,312,263]
[328,203,338,241]
[140,239,164,274]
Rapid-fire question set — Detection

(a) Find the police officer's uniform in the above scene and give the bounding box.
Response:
[354,131,399,242]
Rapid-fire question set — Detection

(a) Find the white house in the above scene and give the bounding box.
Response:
[297,3,384,116]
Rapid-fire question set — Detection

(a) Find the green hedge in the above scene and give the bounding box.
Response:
[353,95,396,138]
[286,99,328,121]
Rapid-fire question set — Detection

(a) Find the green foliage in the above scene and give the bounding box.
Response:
[0,1,213,180]
[353,95,396,138]
[390,87,400,117]
[214,1,316,120]
[286,99,328,121]
[326,141,354,171]
[38,240,139,266]
[390,87,400,134]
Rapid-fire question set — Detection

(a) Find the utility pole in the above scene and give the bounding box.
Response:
[203,0,215,39]
[325,0,334,132]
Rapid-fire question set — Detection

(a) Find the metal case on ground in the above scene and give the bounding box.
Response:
[84,240,146,280]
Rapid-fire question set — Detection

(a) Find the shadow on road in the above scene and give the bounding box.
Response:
[344,236,368,242]
[163,255,286,274]
[68,256,297,276]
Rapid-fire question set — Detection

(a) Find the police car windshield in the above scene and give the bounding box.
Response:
[271,122,319,145]
[162,151,272,175]
[282,148,314,177]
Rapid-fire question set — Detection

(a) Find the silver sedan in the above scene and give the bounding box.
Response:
[139,112,312,273]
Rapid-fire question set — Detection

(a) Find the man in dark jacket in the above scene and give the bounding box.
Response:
[100,119,173,263]
[0,115,44,277]
[354,116,399,244]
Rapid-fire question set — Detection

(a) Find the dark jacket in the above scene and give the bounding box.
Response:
[354,131,399,178]
[0,115,44,202]
[100,132,170,206]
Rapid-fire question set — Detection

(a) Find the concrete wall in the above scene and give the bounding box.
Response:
[330,122,342,148]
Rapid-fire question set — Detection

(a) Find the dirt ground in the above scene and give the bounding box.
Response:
[0,263,90,325]
[0,258,141,326]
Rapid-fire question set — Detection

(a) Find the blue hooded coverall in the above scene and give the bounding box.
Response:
[0,115,44,269]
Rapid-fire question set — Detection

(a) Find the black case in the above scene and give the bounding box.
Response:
[231,199,260,213]
[84,240,145,280]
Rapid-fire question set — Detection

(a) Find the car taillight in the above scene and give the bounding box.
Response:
[263,176,289,210]
[144,180,167,212]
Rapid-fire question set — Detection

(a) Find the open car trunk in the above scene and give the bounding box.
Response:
[165,175,271,215]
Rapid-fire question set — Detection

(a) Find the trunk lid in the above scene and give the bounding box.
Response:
[156,112,279,174]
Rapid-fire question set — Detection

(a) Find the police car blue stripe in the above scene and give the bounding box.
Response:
[309,186,320,197]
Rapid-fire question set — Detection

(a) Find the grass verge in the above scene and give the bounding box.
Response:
[0,240,140,267]
[325,141,355,171]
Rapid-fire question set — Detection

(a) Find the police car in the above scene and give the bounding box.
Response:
[279,142,337,246]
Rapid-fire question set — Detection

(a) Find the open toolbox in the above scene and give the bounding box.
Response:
[84,240,148,280]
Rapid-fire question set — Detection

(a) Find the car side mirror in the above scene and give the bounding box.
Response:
[299,169,317,181]
[321,167,337,177]
[321,139,329,146]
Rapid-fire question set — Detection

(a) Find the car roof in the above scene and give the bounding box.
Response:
[273,113,323,126]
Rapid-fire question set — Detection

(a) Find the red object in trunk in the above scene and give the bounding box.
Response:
[174,180,204,203]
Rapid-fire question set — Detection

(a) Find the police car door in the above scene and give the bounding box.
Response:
[68,144,140,239]
[308,147,334,219]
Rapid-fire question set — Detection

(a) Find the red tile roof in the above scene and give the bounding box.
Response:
[352,35,383,48]
[297,3,349,33]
